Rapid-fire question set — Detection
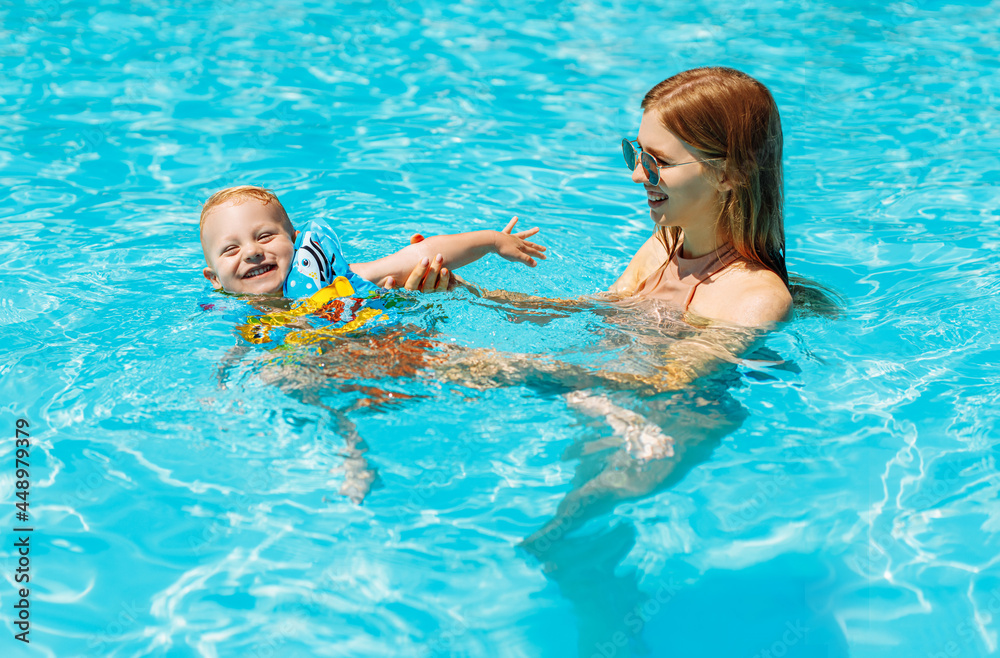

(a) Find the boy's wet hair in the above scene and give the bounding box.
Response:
[199,185,294,236]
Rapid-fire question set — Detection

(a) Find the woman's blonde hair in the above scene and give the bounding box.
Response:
[642,67,788,286]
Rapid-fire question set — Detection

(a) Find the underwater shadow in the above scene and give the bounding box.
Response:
[549,544,850,658]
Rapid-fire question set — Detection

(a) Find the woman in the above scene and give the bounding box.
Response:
[610,67,792,326]
[459,68,805,557]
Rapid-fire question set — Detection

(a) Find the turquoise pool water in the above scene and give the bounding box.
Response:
[3,0,1000,656]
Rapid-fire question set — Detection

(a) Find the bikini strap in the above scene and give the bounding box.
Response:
[683,245,738,311]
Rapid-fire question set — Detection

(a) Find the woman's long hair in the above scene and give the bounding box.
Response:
[641,67,788,286]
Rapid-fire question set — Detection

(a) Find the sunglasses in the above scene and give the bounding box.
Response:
[621,139,720,185]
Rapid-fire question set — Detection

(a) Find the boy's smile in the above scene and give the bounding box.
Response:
[201,199,297,295]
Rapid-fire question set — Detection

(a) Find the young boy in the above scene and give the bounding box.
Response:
[200,185,545,299]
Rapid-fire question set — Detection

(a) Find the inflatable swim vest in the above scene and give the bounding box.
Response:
[240,275,393,346]
[284,219,379,298]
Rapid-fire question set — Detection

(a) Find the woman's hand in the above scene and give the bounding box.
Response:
[494,216,546,267]
[378,233,453,292]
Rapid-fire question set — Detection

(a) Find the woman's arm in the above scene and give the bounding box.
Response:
[453,274,589,307]
[448,229,671,315]
[646,323,763,388]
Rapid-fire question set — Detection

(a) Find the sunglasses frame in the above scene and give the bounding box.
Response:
[622,139,721,185]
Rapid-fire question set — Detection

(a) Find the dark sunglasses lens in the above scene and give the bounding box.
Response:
[641,152,659,185]
[622,139,636,170]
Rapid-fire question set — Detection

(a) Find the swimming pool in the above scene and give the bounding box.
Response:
[2,0,999,655]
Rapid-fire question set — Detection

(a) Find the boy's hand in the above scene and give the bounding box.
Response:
[494,216,547,267]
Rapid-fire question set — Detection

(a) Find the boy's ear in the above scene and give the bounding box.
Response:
[203,267,222,289]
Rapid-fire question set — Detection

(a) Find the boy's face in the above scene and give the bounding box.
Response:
[201,199,297,295]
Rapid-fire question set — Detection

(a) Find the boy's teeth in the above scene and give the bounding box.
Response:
[245,265,274,278]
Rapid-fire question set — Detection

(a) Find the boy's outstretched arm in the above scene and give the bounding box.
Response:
[349,217,545,286]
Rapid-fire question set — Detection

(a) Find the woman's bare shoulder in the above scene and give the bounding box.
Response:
[643,229,672,260]
[608,230,671,295]
[696,262,792,326]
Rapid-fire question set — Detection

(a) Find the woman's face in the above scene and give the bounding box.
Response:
[632,111,726,231]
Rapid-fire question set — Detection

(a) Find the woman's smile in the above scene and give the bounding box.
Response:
[646,188,668,208]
